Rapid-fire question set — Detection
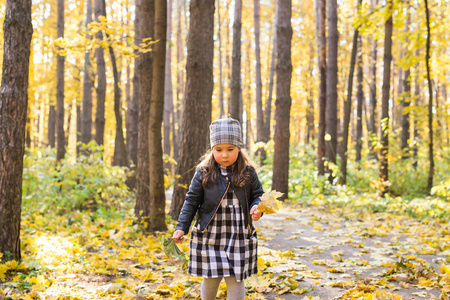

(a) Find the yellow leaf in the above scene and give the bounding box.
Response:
[257,190,284,214]
[29,274,49,292]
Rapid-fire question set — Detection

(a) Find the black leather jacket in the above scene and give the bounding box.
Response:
[176,166,264,234]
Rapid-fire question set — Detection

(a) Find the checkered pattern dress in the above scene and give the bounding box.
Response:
[188,166,258,282]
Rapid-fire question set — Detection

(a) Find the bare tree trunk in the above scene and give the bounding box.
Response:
[94,0,106,146]
[169,0,214,220]
[339,25,359,185]
[379,0,393,195]
[316,0,326,175]
[413,50,420,169]
[108,43,128,167]
[48,106,56,147]
[148,0,168,232]
[0,0,33,260]
[356,35,363,162]
[135,0,153,223]
[254,0,265,157]
[424,0,434,193]
[263,1,277,144]
[272,0,292,200]
[127,0,140,189]
[217,0,224,118]
[56,0,65,161]
[81,0,93,146]
[164,0,174,172]
[306,43,315,144]
[368,0,378,159]
[230,0,242,124]
[175,0,184,163]
[325,0,338,183]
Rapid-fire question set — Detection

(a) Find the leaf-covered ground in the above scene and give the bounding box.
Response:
[1,198,449,299]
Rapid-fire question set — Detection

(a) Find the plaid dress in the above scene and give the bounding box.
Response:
[188,166,258,282]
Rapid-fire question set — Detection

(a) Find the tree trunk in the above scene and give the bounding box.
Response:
[254,0,265,158]
[325,0,338,183]
[316,0,326,175]
[339,26,359,185]
[0,0,33,260]
[218,0,224,118]
[174,0,185,163]
[128,0,140,189]
[356,35,363,162]
[48,105,56,147]
[272,0,292,200]
[56,0,65,161]
[379,0,393,195]
[230,0,242,124]
[424,0,434,193]
[94,0,106,146]
[413,49,420,169]
[263,1,278,144]
[148,0,168,232]
[81,0,93,146]
[368,0,378,159]
[135,0,154,223]
[169,0,214,220]
[164,0,174,172]
[108,43,128,167]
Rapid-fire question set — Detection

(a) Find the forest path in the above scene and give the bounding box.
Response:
[254,202,444,300]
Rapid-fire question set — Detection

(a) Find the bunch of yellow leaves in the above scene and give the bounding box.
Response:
[257,190,284,214]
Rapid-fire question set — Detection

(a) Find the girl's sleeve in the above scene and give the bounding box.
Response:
[249,167,264,208]
[175,169,204,234]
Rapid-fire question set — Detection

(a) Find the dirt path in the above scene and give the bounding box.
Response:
[254,203,444,300]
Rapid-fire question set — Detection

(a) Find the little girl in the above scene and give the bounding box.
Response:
[173,117,264,300]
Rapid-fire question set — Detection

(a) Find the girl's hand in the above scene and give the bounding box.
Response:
[250,205,262,221]
[172,230,185,244]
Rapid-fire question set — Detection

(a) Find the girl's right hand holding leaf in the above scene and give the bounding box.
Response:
[172,230,185,243]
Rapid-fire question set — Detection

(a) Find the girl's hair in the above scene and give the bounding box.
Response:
[197,149,256,188]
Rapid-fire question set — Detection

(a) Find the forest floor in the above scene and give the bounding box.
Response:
[256,202,446,300]
[1,196,449,300]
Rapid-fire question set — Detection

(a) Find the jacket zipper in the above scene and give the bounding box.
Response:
[202,182,231,233]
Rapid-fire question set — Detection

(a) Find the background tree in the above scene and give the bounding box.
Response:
[94,0,106,146]
[368,0,378,159]
[316,0,326,175]
[272,0,292,200]
[81,0,93,146]
[0,0,33,260]
[135,0,154,224]
[169,0,214,220]
[230,0,242,124]
[148,0,168,232]
[424,0,434,193]
[56,0,65,161]
[379,0,393,195]
[254,0,265,159]
[339,9,360,185]
[355,35,363,162]
[325,0,338,183]
[164,0,174,173]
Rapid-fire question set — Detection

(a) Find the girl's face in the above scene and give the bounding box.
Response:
[212,144,240,167]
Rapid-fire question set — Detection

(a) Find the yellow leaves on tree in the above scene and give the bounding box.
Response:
[257,190,284,214]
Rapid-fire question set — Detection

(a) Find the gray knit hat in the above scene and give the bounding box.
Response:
[210,117,243,149]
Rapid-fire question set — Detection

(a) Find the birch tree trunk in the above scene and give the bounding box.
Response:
[254,0,265,158]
